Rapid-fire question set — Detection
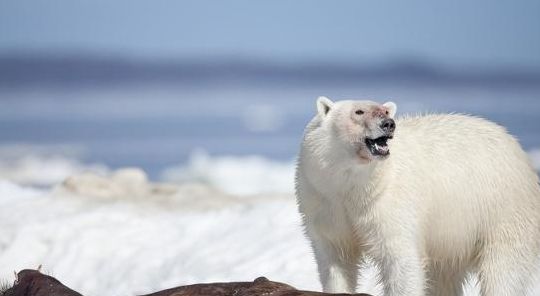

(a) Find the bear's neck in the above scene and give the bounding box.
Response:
[304,132,381,190]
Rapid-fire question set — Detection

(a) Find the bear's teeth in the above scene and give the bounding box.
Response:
[373,143,389,154]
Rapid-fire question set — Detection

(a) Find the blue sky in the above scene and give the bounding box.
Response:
[1,0,539,68]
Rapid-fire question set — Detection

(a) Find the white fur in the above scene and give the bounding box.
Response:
[295,98,540,296]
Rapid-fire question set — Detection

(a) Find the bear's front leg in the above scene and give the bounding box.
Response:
[306,226,360,294]
[378,240,426,296]
[312,237,359,293]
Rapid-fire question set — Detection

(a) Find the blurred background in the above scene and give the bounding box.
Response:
[0,1,539,295]
[1,0,539,189]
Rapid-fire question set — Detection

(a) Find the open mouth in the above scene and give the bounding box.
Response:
[365,136,392,157]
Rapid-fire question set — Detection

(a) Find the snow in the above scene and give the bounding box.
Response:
[1,152,540,295]
[0,144,108,187]
[161,150,295,196]
[0,178,383,295]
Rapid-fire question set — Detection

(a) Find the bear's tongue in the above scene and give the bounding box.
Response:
[365,136,390,156]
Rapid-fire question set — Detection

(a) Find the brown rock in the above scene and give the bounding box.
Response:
[140,277,372,296]
[2,270,373,296]
[2,269,82,296]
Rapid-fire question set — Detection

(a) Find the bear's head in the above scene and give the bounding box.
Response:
[316,96,397,162]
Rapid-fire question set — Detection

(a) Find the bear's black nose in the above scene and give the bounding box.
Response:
[381,118,396,133]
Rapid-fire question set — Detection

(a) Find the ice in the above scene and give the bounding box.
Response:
[0,144,108,187]
[161,150,295,196]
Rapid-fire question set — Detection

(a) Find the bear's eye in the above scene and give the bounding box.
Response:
[355,110,364,115]
[385,110,389,115]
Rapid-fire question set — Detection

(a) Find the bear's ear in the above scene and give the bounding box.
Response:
[317,96,334,118]
[383,101,397,118]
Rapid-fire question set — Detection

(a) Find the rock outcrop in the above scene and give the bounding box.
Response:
[1,269,372,296]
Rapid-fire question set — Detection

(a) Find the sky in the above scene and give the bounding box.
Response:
[0,0,539,68]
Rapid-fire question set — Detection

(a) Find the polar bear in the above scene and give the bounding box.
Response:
[295,97,540,296]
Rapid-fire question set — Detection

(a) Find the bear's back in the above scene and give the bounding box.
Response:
[382,114,540,257]
[388,113,538,203]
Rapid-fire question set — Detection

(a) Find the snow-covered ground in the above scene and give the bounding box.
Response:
[0,170,384,296]
[1,153,540,295]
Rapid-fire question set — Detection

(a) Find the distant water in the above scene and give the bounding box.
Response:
[1,58,539,179]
